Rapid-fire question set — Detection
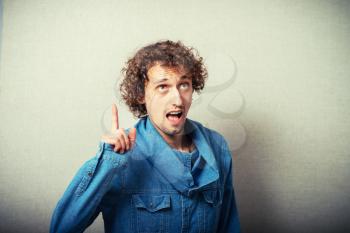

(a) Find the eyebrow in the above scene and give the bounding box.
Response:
[153,75,191,84]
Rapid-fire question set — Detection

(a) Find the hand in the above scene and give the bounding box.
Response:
[101,103,136,153]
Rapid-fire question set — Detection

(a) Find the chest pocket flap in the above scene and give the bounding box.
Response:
[132,194,171,212]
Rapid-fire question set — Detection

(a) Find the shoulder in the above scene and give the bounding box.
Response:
[189,119,227,147]
[189,119,232,164]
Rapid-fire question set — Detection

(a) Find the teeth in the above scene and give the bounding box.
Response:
[169,111,182,114]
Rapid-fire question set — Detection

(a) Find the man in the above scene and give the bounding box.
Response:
[50,40,240,233]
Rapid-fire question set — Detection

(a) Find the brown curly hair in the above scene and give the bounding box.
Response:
[120,40,208,118]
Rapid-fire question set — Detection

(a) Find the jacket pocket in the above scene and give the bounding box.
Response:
[132,194,171,233]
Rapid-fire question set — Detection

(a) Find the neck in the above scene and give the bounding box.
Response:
[151,119,194,152]
[164,133,193,153]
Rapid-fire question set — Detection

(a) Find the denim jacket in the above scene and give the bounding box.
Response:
[50,116,240,233]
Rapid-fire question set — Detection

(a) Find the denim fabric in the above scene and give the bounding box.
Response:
[50,116,240,233]
[172,147,199,172]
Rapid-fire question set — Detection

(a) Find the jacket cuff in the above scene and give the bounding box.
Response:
[97,141,128,168]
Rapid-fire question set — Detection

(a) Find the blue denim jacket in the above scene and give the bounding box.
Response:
[50,116,240,233]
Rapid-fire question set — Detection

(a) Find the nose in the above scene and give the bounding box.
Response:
[170,87,183,107]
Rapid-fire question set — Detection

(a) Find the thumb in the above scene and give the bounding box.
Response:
[128,127,136,147]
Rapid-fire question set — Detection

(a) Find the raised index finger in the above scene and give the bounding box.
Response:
[111,103,119,131]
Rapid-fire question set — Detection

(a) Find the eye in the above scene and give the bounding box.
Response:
[179,82,190,90]
[157,84,168,92]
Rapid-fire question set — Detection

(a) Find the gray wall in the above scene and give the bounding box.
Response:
[1,0,349,233]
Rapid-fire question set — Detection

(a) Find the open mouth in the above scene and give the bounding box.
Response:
[166,110,183,124]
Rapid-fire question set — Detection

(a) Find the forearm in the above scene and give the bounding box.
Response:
[50,142,126,233]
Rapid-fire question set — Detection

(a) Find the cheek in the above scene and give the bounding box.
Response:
[145,92,157,108]
[183,93,193,106]
[145,95,165,114]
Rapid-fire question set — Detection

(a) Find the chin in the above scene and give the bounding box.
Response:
[161,126,182,136]
[170,126,186,135]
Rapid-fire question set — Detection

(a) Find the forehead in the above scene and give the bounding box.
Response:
[147,63,191,83]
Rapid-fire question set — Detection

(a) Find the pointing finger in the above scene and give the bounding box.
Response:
[111,103,119,131]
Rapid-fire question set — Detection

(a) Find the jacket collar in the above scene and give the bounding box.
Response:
[133,116,219,196]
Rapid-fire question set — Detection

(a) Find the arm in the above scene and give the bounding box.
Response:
[50,142,127,233]
[50,104,135,233]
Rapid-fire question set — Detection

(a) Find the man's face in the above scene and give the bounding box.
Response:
[143,63,193,137]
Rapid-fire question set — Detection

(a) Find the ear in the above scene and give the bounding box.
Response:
[138,97,145,104]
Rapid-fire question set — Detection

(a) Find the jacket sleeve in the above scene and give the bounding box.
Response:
[50,142,127,233]
[217,141,241,233]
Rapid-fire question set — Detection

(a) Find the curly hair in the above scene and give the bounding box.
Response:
[119,40,208,118]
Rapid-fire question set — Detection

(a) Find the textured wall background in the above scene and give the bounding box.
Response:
[1,0,349,233]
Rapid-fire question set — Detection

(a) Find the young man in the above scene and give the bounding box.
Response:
[50,40,240,233]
